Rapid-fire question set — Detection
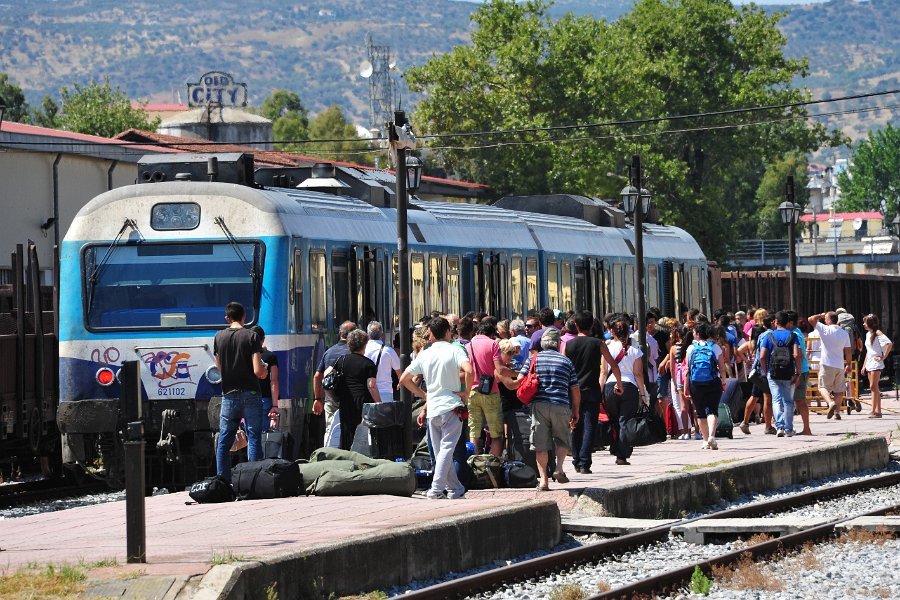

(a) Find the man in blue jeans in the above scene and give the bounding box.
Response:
[759,310,802,437]
[214,302,268,482]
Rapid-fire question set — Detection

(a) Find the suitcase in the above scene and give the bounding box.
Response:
[231,458,302,499]
[665,403,679,437]
[262,430,294,460]
[716,402,735,439]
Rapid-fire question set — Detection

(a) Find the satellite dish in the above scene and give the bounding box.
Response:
[852,218,863,231]
[359,60,373,78]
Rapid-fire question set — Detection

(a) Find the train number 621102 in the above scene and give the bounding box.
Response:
[157,387,187,397]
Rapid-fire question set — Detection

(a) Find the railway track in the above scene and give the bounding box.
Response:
[398,471,900,599]
[0,477,108,509]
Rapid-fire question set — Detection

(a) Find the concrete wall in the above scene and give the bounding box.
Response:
[0,150,137,274]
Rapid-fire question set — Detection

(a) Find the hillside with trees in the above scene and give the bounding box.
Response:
[0,0,895,140]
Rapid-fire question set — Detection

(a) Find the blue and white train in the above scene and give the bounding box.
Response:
[57,154,709,487]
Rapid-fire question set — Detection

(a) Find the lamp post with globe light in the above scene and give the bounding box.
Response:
[778,176,802,311]
[620,155,652,371]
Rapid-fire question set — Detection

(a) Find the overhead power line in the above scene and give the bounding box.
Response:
[1,88,897,153]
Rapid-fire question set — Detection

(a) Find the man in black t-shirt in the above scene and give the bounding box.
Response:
[312,321,356,432]
[565,311,624,474]
[214,302,267,482]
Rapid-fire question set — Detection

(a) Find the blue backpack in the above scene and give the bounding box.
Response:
[689,342,718,383]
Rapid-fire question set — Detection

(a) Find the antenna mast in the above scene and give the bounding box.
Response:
[365,34,395,133]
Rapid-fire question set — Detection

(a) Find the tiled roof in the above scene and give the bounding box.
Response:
[114,129,300,167]
[0,121,180,154]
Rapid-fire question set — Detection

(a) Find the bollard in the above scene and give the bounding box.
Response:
[120,361,146,563]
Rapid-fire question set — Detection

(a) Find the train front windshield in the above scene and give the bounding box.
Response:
[83,241,261,329]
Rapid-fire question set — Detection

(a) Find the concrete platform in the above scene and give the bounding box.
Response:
[672,517,831,544]
[1,390,897,599]
[561,516,677,534]
[836,516,900,533]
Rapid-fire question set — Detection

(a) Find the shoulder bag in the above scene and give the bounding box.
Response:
[468,339,495,394]
[322,354,346,391]
[516,355,539,405]
[620,402,668,447]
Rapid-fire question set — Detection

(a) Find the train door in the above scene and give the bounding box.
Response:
[331,250,352,326]
[525,256,539,316]
[354,245,385,327]
[309,248,327,332]
[446,255,461,316]
[575,259,587,312]
[510,255,524,320]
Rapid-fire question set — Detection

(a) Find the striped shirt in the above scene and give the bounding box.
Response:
[520,349,577,407]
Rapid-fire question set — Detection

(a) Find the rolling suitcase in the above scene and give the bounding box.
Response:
[716,402,735,439]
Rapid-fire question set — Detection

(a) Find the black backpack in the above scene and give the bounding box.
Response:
[188,475,235,504]
[231,459,302,499]
[768,331,795,381]
[503,461,538,488]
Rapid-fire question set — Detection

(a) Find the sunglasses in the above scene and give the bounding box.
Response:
[525,323,538,328]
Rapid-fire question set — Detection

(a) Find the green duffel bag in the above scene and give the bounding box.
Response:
[467,454,504,489]
[308,447,386,469]
[310,461,416,497]
[296,460,357,495]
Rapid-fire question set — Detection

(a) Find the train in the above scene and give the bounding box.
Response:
[55,153,710,488]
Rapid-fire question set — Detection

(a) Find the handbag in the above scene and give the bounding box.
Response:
[620,403,667,447]
[322,355,346,391]
[229,428,247,452]
[516,355,539,405]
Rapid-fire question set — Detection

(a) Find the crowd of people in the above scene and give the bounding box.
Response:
[212,300,893,498]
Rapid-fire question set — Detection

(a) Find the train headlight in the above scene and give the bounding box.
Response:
[151,202,201,230]
[205,365,222,385]
[96,367,116,387]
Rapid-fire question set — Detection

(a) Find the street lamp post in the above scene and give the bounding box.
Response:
[892,214,900,238]
[389,111,417,457]
[620,155,652,374]
[779,176,801,311]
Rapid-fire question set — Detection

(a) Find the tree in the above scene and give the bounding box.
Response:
[405,0,839,262]
[259,90,310,150]
[836,124,900,218]
[754,152,809,240]
[305,105,371,165]
[0,73,29,123]
[32,95,59,128]
[56,78,159,138]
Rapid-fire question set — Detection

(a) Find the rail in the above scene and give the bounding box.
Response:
[399,471,900,599]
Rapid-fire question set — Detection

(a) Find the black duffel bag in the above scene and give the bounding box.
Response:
[620,403,668,447]
[362,401,406,428]
[503,460,538,488]
[231,458,302,499]
[188,475,235,504]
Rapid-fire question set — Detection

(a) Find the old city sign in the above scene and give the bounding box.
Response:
[187,71,248,107]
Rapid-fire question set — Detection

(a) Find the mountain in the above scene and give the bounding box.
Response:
[0,0,896,141]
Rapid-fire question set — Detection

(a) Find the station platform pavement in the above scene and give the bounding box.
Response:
[1,390,897,599]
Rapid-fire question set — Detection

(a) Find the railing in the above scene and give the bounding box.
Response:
[729,239,789,262]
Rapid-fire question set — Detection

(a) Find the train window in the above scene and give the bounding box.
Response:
[83,241,261,330]
[574,262,586,311]
[510,257,523,319]
[690,266,701,311]
[392,254,399,328]
[624,264,634,312]
[610,264,623,312]
[293,249,303,329]
[310,251,326,330]
[526,258,538,315]
[561,262,573,312]
[674,266,684,317]
[429,255,443,314]
[332,252,351,325]
[447,256,461,315]
[497,257,508,318]
[647,264,659,310]
[411,254,426,322]
[547,260,559,309]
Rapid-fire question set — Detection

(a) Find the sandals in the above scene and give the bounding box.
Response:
[536,483,550,491]
[552,471,569,484]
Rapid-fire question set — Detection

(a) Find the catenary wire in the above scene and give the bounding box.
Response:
[0,88,897,152]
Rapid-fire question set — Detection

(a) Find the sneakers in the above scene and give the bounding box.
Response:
[425,490,447,500]
[447,490,466,500]
[708,438,719,450]
[776,429,785,437]
[679,433,690,440]
[576,467,593,474]
[765,427,777,435]
[701,441,710,450]
[784,431,796,437]
[739,421,751,435]
[694,433,704,440]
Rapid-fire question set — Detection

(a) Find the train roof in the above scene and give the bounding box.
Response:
[65,182,705,262]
